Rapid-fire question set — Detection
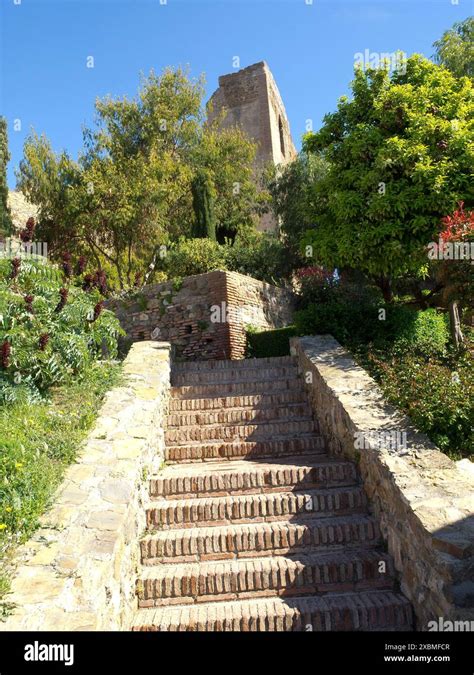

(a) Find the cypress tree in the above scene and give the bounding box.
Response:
[191,170,216,240]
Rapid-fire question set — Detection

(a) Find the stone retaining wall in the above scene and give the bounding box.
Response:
[0,341,171,631]
[290,335,474,630]
[107,270,295,361]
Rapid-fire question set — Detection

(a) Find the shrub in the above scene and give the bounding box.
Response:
[159,238,227,278]
[0,256,123,403]
[295,282,450,358]
[295,266,339,308]
[294,292,381,347]
[158,233,292,286]
[246,325,299,358]
[226,233,292,285]
[384,307,449,358]
[365,350,473,458]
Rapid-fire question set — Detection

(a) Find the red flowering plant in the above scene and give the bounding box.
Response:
[19,217,36,243]
[295,265,337,306]
[61,252,73,279]
[432,203,474,349]
[75,256,87,276]
[439,202,474,245]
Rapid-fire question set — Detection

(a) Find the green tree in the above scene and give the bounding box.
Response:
[267,151,328,256]
[191,170,217,240]
[0,118,13,237]
[16,68,261,288]
[433,17,474,79]
[302,55,474,301]
[190,123,262,243]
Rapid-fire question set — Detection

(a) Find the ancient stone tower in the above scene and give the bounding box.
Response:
[207,61,297,232]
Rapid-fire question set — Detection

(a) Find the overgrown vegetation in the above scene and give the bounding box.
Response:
[0,360,122,601]
[0,253,124,600]
[16,68,267,289]
[0,255,122,403]
[153,232,293,285]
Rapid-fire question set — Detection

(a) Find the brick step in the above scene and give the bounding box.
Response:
[167,403,313,427]
[165,434,326,463]
[168,390,307,411]
[146,486,367,529]
[132,590,413,631]
[172,377,301,400]
[137,550,395,607]
[150,457,358,499]
[140,515,382,564]
[165,419,319,445]
[172,356,296,373]
[172,365,299,386]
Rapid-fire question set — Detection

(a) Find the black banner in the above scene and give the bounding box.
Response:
[0,631,471,674]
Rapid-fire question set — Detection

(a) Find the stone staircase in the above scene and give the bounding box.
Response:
[132,356,412,631]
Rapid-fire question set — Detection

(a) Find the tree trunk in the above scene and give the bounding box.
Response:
[376,275,393,303]
[448,299,464,350]
[411,281,427,309]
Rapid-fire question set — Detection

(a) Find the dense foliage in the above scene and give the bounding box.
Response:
[0,254,122,403]
[295,286,450,359]
[191,170,217,240]
[17,68,262,288]
[246,325,298,358]
[302,55,474,299]
[266,152,328,256]
[433,17,474,79]
[364,349,473,458]
[155,232,292,285]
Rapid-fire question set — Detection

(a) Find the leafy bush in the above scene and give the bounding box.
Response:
[226,233,292,285]
[0,256,123,403]
[294,290,381,347]
[295,266,341,308]
[246,325,299,358]
[157,233,293,286]
[384,307,449,358]
[364,350,473,458]
[159,238,227,278]
[295,282,450,358]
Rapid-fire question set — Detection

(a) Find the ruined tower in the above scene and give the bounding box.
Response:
[207,61,297,233]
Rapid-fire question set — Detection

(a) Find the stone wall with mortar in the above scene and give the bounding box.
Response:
[290,335,474,630]
[0,341,171,631]
[107,270,295,361]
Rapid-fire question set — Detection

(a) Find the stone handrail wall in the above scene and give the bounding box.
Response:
[107,270,295,361]
[290,335,474,630]
[1,341,171,631]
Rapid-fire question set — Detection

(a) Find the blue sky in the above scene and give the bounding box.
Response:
[0,0,470,188]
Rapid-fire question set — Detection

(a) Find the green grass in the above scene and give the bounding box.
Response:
[0,360,122,602]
